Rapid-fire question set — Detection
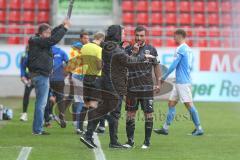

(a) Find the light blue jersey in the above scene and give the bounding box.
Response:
[175,43,193,83]
[162,43,193,84]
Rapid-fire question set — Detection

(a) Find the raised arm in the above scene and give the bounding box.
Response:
[29,20,70,47]
[29,25,67,47]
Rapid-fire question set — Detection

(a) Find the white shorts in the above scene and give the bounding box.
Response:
[64,76,83,103]
[169,84,193,103]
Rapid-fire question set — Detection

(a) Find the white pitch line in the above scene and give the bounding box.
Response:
[93,133,106,160]
[16,147,32,160]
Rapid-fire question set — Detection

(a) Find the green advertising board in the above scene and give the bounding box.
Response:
[58,0,113,15]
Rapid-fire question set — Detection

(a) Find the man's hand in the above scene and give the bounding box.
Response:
[145,54,156,59]
[21,76,28,84]
[63,18,71,29]
[154,85,161,93]
[49,96,56,103]
[132,43,140,54]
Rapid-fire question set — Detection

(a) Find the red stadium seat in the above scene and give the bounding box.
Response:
[166,39,176,47]
[193,1,204,13]
[122,1,134,12]
[24,24,35,34]
[124,25,134,36]
[23,0,35,10]
[23,37,30,44]
[166,13,177,25]
[193,13,205,25]
[166,25,175,36]
[38,11,49,23]
[0,0,6,9]
[179,13,191,25]
[221,1,231,12]
[181,25,192,36]
[208,13,219,25]
[9,0,21,10]
[208,26,220,37]
[0,10,6,22]
[38,0,49,10]
[7,37,20,44]
[151,26,162,36]
[180,1,191,12]
[145,38,150,45]
[23,11,35,23]
[209,39,221,47]
[222,39,232,48]
[151,13,163,25]
[186,39,193,47]
[122,12,134,24]
[152,38,162,47]
[221,14,232,26]
[221,27,232,37]
[151,1,162,12]
[207,1,218,13]
[8,24,20,34]
[136,13,148,25]
[165,1,176,12]
[197,39,207,47]
[195,26,206,37]
[0,23,5,34]
[136,0,148,12]
[8,11,21,22]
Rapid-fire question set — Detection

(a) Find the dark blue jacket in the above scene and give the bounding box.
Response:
[50,46,69,81]
[20,52,29,78]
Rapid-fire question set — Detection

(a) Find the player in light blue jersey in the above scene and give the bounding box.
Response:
[154,29,204,136]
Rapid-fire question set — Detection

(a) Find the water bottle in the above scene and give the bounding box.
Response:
[7,109,13,120]
[0,104,3,120]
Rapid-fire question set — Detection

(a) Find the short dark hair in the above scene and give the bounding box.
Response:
[80,31,89,38]
[37,23,50,34]
[174,29,187,38]
[135,26,147,33]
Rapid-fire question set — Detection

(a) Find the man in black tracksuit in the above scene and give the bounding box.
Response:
[28,20,70,135]
[123,26,161,149]
[80,25,156,149]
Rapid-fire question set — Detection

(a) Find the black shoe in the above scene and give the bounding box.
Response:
[59,114,67,128]
[60,119,66,128]
[90,139,98,148]
[80,136,96,149]
[76,129,85,135]
[95,128,105,134]
[109,142,127,149]
[122,140,134,148]
[154,128,169,135]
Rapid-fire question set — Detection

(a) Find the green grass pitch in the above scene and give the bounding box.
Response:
[0,97,240,160]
